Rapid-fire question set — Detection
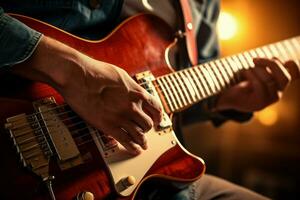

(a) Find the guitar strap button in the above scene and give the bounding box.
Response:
[76,191,94,200]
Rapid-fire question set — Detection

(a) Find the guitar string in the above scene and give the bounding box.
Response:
[11,63,300,154]
[12,42,300,160]
[21,127,117,158]
[8,42,297,132]
[7,44,290,131]
[5,63,244,153]
[10,63,230,133]
[10,64,231,151]
[14,118,142,155]
[10,54,248,128]
[7,42,300,152]
[8,66,219,128]
[8,38,300,127]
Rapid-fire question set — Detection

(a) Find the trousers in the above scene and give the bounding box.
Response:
[141,174,271,200]
[172,174,271,200]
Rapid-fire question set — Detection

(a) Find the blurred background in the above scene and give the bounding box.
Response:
[183,0,300,199]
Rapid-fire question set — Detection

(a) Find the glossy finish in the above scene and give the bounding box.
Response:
[0,14,205,199]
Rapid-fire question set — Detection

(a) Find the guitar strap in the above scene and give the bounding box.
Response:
[179,0,198,66]
[172,0,201,145]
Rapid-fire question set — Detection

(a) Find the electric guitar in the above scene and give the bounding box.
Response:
[0,13,299,200]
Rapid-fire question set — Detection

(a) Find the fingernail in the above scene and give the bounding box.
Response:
[142,142,148,150]
[133,147,141,155]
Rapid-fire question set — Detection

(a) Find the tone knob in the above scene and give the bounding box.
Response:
[76,191,94,200]
[122,176,136,187]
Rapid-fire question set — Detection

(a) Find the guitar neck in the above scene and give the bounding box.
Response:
[155,36,300,113]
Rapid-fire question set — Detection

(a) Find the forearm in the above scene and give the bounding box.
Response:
[12,36,83,91]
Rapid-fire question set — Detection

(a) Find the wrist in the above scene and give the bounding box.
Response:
[12,35,82,90]
[203,95,220,112]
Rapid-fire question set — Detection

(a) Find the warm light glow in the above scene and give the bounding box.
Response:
[256,106,279,126]
[217,11,238,40]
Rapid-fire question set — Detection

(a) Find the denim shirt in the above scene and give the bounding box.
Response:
[0,0,222,68]
[0,0,123,68]
[0,7,42,69]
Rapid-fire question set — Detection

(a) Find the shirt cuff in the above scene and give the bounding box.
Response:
[0,11,42,69]
[181,96,253,126]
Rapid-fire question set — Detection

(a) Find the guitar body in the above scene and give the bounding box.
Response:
[0,14,205,199]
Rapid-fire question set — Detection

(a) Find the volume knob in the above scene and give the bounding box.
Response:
[122,176,136,187]
[76,191,94,200]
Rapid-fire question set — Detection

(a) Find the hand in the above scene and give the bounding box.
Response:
[215,58,300,112]
[13,36,163,155]
[62,56,162,155]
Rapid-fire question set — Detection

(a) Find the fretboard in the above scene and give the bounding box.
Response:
[155,36,300,113]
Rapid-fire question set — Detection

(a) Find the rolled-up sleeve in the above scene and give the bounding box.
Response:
[0,7,42,69]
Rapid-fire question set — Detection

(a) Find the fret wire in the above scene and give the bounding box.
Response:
[153,79,173,110]
[290,38,300,56]
[204,63,221,91]
[164,75,184,108]
[156,72,196,108]
[255,48,266,58]
[249,49,258,58]
[220,58,236,83]
[290,38,300,66]
[225,57,239,76]
[162,74,179,110]
[188,67,206,98]
[268,43,281,58]
[208,61,226,88]
[283,40,299,61]
[231,55,244,70]
[214,60,231,85]
[261,46,273,58]
[200,65,217,94]
[280,41,292,60]
[274,42,289,61]
[169,73,188,106]
[224,57,238,74]
[179,70,196,103]
[160,76,179,110]
[182,69,202,100]
[237,53,250,69]
[175,72,193,104]
[194,67,211,97]
[178,70,195,103]
[291,38,300,53]
[243,51,254,68]
[233,54,249,83]
[156,78,175,111]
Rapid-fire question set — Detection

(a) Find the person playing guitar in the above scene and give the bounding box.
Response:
[0,0,299,199]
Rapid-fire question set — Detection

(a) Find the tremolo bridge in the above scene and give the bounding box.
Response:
[4,71,176,198]
[5,97,83,179]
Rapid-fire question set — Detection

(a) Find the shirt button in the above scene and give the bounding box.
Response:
[89,0,101,9]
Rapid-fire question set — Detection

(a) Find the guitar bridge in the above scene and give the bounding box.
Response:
[5,113,51,178]
[4,97,83,178]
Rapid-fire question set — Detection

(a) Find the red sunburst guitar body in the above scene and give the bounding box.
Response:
[0,14,205,200]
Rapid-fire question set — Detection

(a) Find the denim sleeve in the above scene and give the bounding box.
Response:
[181,96,253,127]
[0,7,42,69]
